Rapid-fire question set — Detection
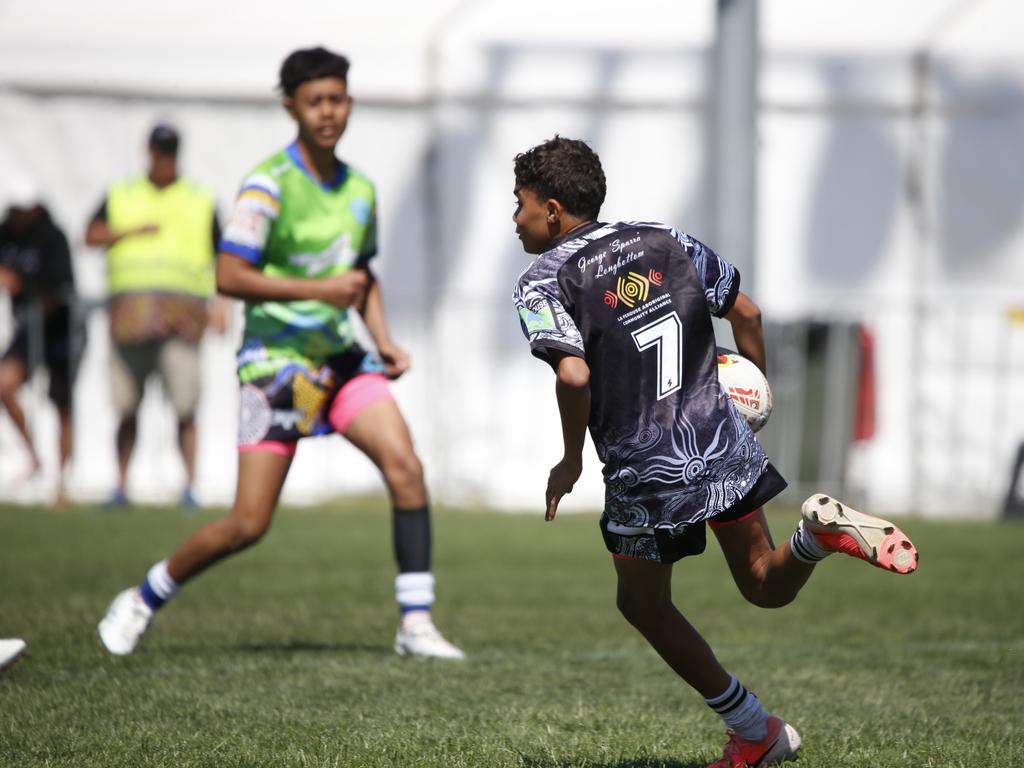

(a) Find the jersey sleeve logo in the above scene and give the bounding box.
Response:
[519,302,559,333]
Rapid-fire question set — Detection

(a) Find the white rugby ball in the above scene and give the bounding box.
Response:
[717,351,772,432]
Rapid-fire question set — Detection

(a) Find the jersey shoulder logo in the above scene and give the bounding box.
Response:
[348,197,372,225]
[519,303,559,333]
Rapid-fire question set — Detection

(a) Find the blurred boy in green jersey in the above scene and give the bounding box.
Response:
[99,47,464,660]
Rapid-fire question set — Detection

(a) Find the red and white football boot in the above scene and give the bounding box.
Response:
[707,716,801,768]
[801,494,918,574]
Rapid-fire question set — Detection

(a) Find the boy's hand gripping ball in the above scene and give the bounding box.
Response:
[717,351,773,432]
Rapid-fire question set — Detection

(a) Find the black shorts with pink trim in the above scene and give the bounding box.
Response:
[599,463,788,564]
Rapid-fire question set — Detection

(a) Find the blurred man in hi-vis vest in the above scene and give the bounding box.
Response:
[86,124,230,509]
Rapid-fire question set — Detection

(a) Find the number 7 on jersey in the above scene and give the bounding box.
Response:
[630,311,683,400]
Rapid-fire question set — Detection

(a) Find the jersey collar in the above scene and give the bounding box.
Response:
[286,141,348,190]
[548,220,605,250]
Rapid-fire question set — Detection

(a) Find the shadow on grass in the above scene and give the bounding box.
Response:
[520,757,706,768]
[232,641,394,655]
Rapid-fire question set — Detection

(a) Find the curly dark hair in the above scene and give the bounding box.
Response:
[279,47,351,96]
[513,136,606,220]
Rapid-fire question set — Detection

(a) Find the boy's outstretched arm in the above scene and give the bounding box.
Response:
[724,291,766,374]
[546,351,591,521]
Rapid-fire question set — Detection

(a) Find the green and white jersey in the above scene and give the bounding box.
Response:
[220,141,377,381]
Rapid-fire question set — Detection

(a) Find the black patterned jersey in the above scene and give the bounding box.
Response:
[513,221,768,529]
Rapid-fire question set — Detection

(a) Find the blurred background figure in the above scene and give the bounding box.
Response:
[84,124,229,509]
[0,173,79,506]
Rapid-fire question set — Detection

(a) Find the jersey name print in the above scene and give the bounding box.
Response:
[513,222,768,528]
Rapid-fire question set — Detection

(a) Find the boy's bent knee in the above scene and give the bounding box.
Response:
[225,515,271,549]
[382,451,424,491]
[739,585,795,609]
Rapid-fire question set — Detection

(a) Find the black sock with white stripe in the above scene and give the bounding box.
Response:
[789,520,831,563]
[704,674,769,741]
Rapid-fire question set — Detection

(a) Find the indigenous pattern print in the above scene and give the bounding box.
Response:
[514,221,768,528]
[236,347,384,445]
[599,402,766,528]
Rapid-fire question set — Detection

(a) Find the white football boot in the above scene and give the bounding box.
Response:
[98,587,153,655]
[394,617,465,660]
[0,638,27,671]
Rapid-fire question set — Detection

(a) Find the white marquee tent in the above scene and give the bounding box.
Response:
[1,0,1022,517]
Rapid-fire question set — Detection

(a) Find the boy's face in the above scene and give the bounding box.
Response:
[286,77,353,151]
[513,186,555,255]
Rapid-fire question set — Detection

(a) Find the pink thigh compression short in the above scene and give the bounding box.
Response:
[326,372,393,433]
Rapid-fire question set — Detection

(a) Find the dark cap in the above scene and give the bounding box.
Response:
[148,123,180,155]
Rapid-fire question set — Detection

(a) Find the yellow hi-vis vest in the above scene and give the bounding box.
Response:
[105,176,216,297]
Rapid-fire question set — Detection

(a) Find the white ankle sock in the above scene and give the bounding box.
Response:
[705,675,770,741]
[789,520,831,563]
[138,559,179,610]
[395,572,435,614]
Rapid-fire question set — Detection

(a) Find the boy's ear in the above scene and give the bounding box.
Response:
[282,96,296,119]
[545,198,563,223]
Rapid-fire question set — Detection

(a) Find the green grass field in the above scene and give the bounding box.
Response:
[0,499,1021,767]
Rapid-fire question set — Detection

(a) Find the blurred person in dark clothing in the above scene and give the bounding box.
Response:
[0,175,79,505]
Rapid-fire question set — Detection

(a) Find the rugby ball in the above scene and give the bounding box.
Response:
[717,350,772,432]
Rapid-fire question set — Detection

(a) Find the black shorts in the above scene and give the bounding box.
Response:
[599,463,788,564]
[1,328,75,411]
